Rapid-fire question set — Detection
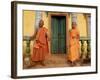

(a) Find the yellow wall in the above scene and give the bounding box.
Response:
[23,11,88,55]
[23,11,88,37]
[23,10,36,54]
[77,14,87,37]
[23,10,35,36]
[68,14,87,37]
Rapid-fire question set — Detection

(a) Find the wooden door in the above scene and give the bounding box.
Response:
[51,16,66,54]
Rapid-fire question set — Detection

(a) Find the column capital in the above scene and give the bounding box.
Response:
[71,13,77,24]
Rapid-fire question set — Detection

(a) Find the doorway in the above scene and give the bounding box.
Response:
[51,16,66,54]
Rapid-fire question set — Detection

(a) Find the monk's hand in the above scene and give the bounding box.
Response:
[30,35,36,40]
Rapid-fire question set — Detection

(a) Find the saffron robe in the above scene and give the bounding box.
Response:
[31,27,49,61]
[67,28,80,62]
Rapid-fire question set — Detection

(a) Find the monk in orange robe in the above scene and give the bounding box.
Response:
[31,19,50,66]
[67,22,80,66]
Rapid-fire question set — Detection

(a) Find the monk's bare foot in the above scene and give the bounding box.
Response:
[67,60,72,65]
[27,63,36,68]
[32,62,37,67]
[70,62,76,67]
[27,64,32,68]
[28,61,38,68]
[40,61,46,66]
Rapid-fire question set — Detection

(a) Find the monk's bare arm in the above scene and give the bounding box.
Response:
[46,32,50,41]
[30,29,38,40]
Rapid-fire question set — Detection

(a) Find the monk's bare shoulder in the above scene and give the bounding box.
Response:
[43,27,48,32]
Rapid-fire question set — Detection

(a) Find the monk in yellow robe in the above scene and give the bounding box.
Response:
[67,22,80,66]
[31,19,50,66]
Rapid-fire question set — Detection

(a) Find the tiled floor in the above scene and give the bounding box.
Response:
[23,54,91,69]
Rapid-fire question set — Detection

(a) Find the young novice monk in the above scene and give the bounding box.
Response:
[67,22,80,66]
[31,19,50,66]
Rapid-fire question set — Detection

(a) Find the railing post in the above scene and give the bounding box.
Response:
[86,40,90,59]
[80,40,84,59]
[80,37,91,64]
[26,39,31,56]
[23,36,31,66]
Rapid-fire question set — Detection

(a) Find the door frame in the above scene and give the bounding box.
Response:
[48,12,69,54]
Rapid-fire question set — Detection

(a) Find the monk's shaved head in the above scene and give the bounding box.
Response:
[72,22,77,29]
[39,19,44,27]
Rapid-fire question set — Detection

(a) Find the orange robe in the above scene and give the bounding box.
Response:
[31,27,49,61]
[67,28,80,62]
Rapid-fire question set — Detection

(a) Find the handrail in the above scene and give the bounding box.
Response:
[23,36,91,61]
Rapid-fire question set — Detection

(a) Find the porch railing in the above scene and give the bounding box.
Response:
[23,36,31,57]
[79,37,91,62]
[23,36,91,61]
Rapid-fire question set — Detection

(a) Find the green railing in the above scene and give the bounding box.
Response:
[80,37,91,62]
[23,36,31,57]
[23,36,91,62]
